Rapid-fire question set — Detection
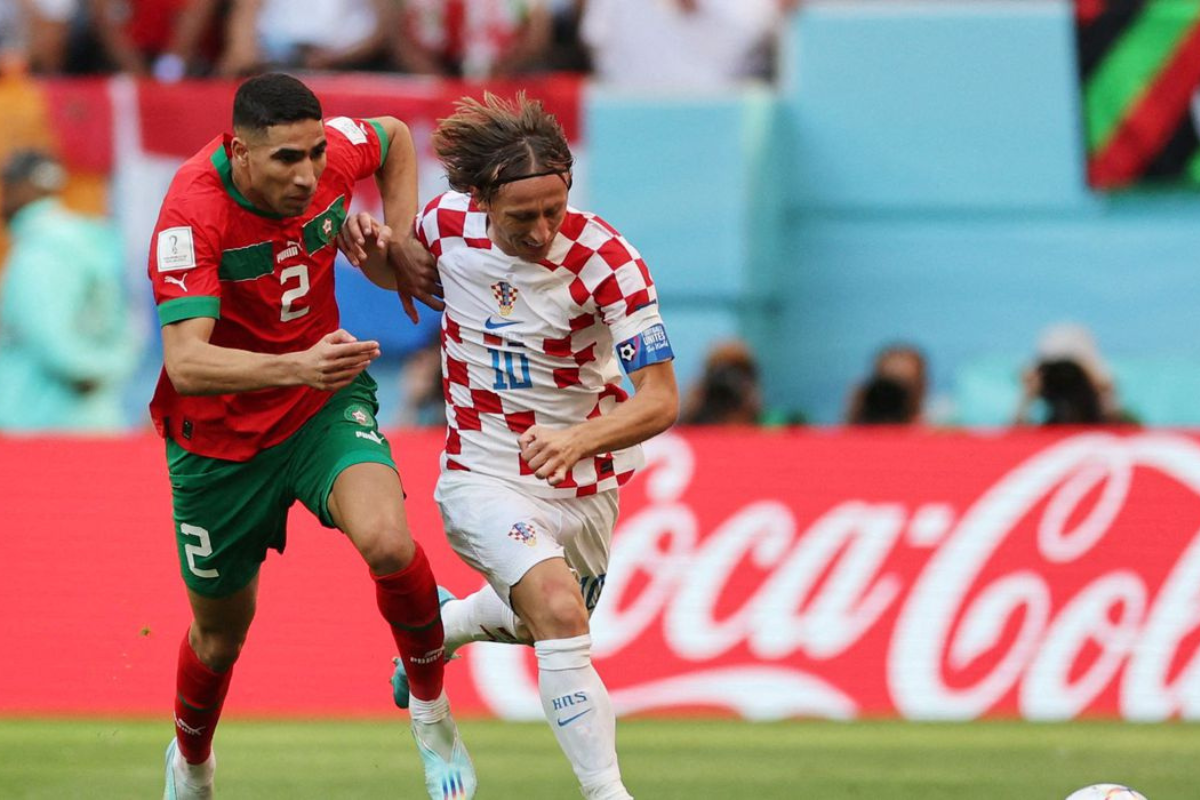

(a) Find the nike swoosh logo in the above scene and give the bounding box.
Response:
[485,317,521,330]
[556,709,593,727]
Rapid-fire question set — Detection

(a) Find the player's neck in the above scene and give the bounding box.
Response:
[230,163,272,216]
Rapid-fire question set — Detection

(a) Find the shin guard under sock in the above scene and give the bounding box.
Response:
[373,543,446,702]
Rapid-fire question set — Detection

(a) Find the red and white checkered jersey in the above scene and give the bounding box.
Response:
[418,190,670,498]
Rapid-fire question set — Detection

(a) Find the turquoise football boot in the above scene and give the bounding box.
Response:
[411,715,477,800]
[162,739,214,800]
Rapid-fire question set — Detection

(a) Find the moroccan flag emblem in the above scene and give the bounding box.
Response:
[344,405,375,427]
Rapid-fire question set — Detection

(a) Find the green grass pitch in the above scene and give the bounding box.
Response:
[0,717,1194,798]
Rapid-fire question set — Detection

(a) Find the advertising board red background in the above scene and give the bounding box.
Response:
[3,429,1198,722]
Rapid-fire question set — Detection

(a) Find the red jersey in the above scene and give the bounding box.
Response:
[148,117,388,461]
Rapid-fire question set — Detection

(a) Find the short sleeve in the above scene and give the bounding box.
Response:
[586,233,662,345]
[579,224,675,372]
[325,117,387,183]
[148,199,222,326]
[417,193,474,261]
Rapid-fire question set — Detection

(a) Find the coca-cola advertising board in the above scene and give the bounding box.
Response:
[2,429,1198,721]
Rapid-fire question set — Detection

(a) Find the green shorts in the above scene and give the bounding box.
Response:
[167,372,397,598]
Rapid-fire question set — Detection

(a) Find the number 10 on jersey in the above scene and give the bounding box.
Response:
[490,347,532,390]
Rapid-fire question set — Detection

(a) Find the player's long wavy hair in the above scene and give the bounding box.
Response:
[433,92,574,204]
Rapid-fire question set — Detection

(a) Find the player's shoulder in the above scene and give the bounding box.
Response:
[323,116,387,167]
[562,207,624,245]
[556,207,640,272]
[324,116,376,146]
[417,191,478,241]
[159,138,230,225]
[421,191,473,218]
[317,116,378,179]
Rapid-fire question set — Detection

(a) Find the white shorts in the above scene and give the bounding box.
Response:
[434,471,619,611]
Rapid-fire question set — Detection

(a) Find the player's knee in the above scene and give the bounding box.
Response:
[535,589,590,639]
[192,627,247,672]
[358,523,416,576]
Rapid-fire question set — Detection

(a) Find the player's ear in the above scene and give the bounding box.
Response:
[230,136,250,166]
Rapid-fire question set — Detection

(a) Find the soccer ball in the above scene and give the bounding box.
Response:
[1064,785,1147,800]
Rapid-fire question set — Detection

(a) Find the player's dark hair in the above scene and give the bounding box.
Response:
[232,73,322,133]
[433,92,574,204]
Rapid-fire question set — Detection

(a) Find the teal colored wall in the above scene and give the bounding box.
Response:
[584,0,1200,426]
[585,88,783,390]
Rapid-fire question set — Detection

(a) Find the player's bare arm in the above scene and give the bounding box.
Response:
[519,360,679,485]
[337,206,437,324]
[368,116,444,322]
[162,316,381,395]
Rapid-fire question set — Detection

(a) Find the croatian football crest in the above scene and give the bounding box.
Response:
[508,521,538,547]
[491,281,519,316]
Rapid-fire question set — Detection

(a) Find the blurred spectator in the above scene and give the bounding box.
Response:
[580,0,788,90]
[219,0,389,76]
[1026,359,1106,425]
[849,376,914,425]
[395,339,447,427]
[846,343,928,425]
[0,149,141,432]
[89,0,226,81]
[389,0,552,79]
[682,339,763,426]
[543,0,588,72]
[1014,322,1134,426]
[0,0,79,74]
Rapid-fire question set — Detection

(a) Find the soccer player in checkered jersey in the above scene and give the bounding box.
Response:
[348,92,678,800]
[147,73,475,799]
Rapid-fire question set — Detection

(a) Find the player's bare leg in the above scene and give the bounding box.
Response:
[165,577,258,799]
[329,463,476,799]
[512,558,632,800]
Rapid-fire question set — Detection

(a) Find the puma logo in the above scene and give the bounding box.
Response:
[164,274,189,292]
[174,716,206,736]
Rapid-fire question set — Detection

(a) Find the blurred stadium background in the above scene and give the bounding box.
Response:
[4,1,1200,797]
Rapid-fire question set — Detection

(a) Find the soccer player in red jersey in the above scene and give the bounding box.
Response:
[147,72,475,800]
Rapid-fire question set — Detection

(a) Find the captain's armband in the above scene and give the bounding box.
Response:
[616,324,674,373]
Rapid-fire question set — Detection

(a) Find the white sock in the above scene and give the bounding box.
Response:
[409,690,456,761]
[409,689,450,725]
[173,744,215,788]
[535,635,630,799]
[442,586,532,652]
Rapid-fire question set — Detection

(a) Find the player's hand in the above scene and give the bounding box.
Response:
[337,211,392,269]
[519,425,585,486]
[388,236,444,324]
[299,329,381,391]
